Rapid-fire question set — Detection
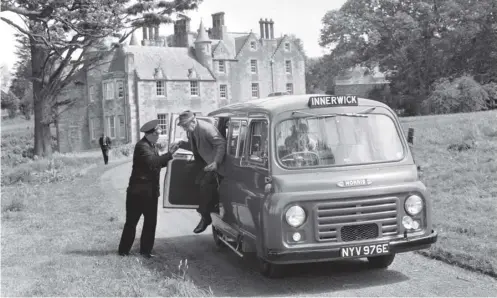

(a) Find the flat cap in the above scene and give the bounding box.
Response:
[177,110,195,126]
[140,119,160,133]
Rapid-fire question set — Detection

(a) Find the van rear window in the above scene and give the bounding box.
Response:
[275,114,405,168]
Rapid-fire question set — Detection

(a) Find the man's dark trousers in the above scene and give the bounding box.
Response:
[118,184,158,255]
[101,148,109,164]
[189,161,221,220]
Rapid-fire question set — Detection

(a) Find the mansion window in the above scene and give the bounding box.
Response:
[286,83,293,94]
[117,115,125,138]
[103,81,114,100]
[117,81,124,98]
[218,61,225,73]
[251,83,259,98]
[89,85,95,102]
[284,42,290,51]
[285,60,292,74]
[157,113,168,135]
[250,60,258,74]
[156,81,165,96]
[219,84,227,99]
[250,41,257,50]
[106,116,116,138]
[190,81,199,96]
[90,118,98,140]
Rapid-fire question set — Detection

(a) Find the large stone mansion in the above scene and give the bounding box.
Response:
[56,12,306,153]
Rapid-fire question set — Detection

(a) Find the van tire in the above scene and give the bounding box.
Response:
[259,258,284,278]
[367,254,395,269]
[212,226,225,249]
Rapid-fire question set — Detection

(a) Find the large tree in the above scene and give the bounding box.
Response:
[1,0,202,157]
[319,0,497,114]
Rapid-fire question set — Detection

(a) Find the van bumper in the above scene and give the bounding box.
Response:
[264,230,438,264]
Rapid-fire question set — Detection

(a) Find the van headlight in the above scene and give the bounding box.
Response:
[285,205,306,227]
[405,195,423,216]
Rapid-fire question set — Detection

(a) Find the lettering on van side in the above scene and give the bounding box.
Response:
[337,179,372,188]
[308,95,359,108]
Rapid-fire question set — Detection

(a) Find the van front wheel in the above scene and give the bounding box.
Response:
[367,254,396,269]
[259,258,284,278]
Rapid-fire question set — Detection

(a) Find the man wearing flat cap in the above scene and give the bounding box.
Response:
[174,110,226,234]
[118,119,180,258]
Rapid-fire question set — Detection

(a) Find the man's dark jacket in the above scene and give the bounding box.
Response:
[99,136,111,149]
[128,137,173,198]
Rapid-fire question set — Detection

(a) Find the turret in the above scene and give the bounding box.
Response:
[194,21,212,70]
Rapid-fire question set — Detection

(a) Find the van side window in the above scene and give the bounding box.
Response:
[238,121,248,157]
[248,120,269,165]
[228,120,240,156]
[227,120,248,157]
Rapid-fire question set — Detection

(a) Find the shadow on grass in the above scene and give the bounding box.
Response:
[66,249,120,257]
[138,234,409,296]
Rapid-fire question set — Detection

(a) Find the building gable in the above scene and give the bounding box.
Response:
[271,35,305,60]
[234,32,259,58]
[212,41,231,60]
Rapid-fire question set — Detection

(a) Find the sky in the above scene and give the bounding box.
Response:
[0,0,346,73]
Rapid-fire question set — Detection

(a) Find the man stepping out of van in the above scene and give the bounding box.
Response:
[175,110,226,234]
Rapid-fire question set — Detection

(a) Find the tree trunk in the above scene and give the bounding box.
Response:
[33,100,53,157]
[30,29,53,158]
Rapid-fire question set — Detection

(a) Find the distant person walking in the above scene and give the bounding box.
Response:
[99,133,112,165]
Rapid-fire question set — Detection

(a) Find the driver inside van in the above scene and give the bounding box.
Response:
[284,123,317,153]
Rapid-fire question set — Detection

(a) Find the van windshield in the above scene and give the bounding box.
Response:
[275,114,405,168]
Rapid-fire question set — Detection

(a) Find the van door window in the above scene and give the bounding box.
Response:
[248,120,269,167]
[227,120,248,158]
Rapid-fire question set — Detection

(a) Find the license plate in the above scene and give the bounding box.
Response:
[340,243,389,258]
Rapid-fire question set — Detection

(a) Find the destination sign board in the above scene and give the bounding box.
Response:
[308,95,359,108]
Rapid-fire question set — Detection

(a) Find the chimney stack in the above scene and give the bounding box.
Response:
[142,27,148,40]
[269,19,274,39]
[264,18,270,40]
[154,26,159,40]
[259,18,264,39]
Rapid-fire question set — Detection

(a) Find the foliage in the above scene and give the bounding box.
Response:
[482,82,497,109]
[1,90,20,118]
[9,34,33,119]
[305,56,333,94]
[1,129,57,169]
[1,0,203,157]
[423,76,489,114]
[319,0,497,114]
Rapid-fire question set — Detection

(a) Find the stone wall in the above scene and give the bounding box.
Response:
[56,81,88,153]
[132,79,218,142]
[271,38,306,95]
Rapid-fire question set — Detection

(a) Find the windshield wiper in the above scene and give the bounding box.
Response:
[292,107,376,118]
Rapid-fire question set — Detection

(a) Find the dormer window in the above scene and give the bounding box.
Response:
[156,81,165,96]
[284,42,290,51]
[250,60,258,74]
[250,41,257,50]
[190,81,199,96]
[218,60,225,73]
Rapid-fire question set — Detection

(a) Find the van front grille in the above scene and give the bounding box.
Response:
[315,197,399,242]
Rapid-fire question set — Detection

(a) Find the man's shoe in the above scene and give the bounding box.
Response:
[193,217,211,234]
[140,252,156,259]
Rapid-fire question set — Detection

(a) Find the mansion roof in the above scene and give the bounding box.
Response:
[124,45,215,81]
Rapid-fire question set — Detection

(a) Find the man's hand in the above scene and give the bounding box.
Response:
[169,142,180,154]
[204,162,217,172]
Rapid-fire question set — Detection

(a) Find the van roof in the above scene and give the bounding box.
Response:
[208,94,390,117]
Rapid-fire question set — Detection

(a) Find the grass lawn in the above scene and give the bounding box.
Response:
[400,110,497,277]
[1,161,212,296]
